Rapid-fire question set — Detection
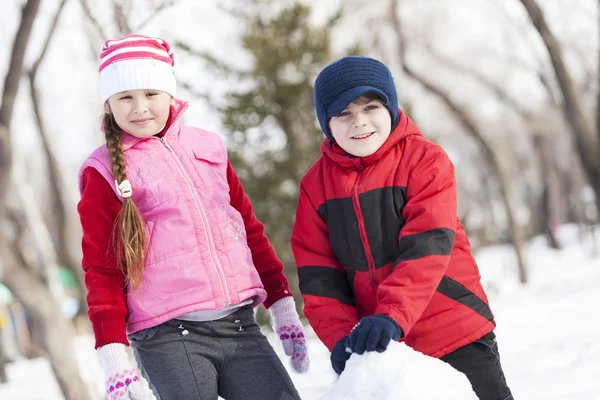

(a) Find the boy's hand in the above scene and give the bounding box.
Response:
[98,343,146,400]
[269,296,310,373]
[330,336,352,374]
[347,315,402,355]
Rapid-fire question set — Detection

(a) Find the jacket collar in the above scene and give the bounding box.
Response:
[321,109,422,170]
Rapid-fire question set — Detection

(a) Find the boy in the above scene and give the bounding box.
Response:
[291,56,513,400]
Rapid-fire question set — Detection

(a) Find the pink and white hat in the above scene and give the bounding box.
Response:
[99,34,176,102]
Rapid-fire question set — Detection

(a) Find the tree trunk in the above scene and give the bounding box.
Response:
[12,163,70,303]
[1,169,92,399]
[0,0,41,212]
[597,0,600,216]
[0,241,93,400]
[0,321,7,383]
[519,0,600,219]
[532,134,561,249]
[25,0,88,318]
[426,44,564,249]
[390,0,529,283]
[540,184,561,249]
[28,72,88,317]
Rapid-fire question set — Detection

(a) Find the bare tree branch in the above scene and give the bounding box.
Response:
[0,0,41,215]
[536,69,560,107]
[0,3,92,397]
[113,1,132,34]
[7,209,26,247]
[2,166,93,400]
[134,0,177,31]
[424,43,568,244]
[27,74,88,306]
[0,124,9,208]
[0,0,40,127]
[79,0,108,41]
[561,38,595,95]
[390,0,529,283]
[423,43,532,118]
[519,0,600,213]
[176,41,241,78]
[490,0,562,106]
[597,0,600,155]
[26,0,87,314]
[6,207,37,275]
[31,0,69,77]
[1,239,92,400]
[532,134,562,249]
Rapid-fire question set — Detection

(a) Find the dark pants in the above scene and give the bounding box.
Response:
[129,306,301,400]
[441,332,513,400]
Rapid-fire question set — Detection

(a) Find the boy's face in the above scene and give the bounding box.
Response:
[328,98,392,157]
[105,89,175,138]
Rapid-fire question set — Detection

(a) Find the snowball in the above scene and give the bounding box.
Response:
[321,342,477,400]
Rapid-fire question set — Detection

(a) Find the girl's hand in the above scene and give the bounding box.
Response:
[269,296,310,373]
[98,343,147,400]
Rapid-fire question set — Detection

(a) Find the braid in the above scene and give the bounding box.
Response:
[103,113,147,291]
[105,116,127,183]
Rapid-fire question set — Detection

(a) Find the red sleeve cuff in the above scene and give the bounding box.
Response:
[89,309,130,349]
[250,246,291,308]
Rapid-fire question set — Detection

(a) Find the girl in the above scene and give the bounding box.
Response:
[78,34,308,400]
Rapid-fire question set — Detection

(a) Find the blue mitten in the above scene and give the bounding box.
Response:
[347,315,402,355]
[330,336,351,375]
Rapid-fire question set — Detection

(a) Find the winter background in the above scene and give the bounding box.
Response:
[1,0,600,399]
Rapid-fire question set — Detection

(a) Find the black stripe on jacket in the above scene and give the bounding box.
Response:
[394,228,456,266]
[298,266,355,306]
[437,276,495,324]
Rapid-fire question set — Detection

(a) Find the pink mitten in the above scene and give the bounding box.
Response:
[97,343,146,400]
[269,296,310,373]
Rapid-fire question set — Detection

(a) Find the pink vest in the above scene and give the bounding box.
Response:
[78,100,267,333]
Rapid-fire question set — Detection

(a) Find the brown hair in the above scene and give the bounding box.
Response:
[352,93,385,105]
[103,113,147,291]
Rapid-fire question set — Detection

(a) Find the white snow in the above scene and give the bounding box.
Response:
[321,342,477,400]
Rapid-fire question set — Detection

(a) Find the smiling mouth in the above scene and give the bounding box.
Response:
[132,118,152,125]
[351,132,374,140]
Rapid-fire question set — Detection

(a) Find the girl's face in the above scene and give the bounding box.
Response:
[105,89,175,138]
[328,98,392,157]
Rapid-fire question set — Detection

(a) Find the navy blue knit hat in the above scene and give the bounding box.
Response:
[314,56,399,140]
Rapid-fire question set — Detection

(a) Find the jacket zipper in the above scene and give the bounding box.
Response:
[351,160,378,288]
[159,137,231,306]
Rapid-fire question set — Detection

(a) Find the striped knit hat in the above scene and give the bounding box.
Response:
[99,34,176,103]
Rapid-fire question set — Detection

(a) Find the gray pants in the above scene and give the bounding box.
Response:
[129,306,301,400]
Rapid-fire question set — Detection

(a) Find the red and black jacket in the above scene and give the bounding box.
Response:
[291,111,494,358]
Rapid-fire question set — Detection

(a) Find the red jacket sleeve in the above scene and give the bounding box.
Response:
[291,182,359,351]
[226,161,291,308]
[375,143,457,337]
[77,167,129,349]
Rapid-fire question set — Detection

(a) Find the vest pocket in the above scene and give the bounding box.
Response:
[192,149,229,194]
[192,148,226,164]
